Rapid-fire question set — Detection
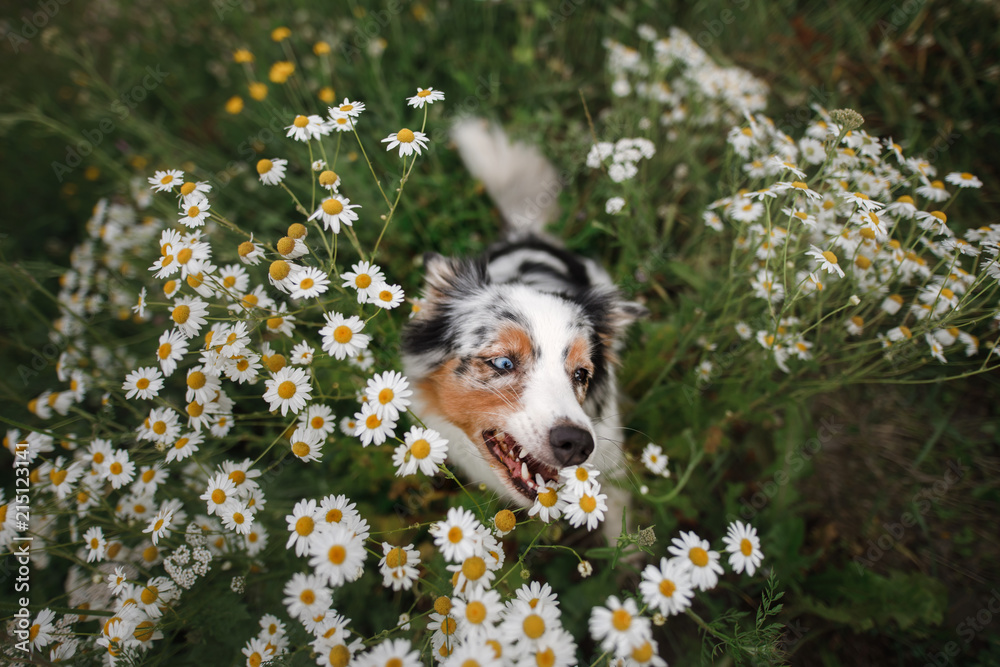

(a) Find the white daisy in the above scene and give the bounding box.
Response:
[308,195,360,234]
[320,312,371,360]
[123,367,164,400]
[340,261,385,304]
[142,508,174,545]
[179,200,210,228]
[289,266,330,300]
[558,463,601,496]
[382,128,429,157]
[105,449,136,489]
[285,498,322,557]
[282,572,332,622]
[722,520,765,575]
[588,595,651,658]
[200,472,238,516]
[170,296,209,339]
[308,523,365,588]
[352,401,396,447]
[257,158,288,185]
[148,169,184,192]
[639,557,695,616]
[330,97,365,118]
[667,530,724,591]
[563,487,608,531]
[406,87,445,108]
[641,443,670,476]
[528,478,566,523]
[84,526,107,563]
[452,588,504,643]
[155,329,189,377]
[805,245,845,278]
[289,426,323,463]
[299,404,337,439]
[286,114,329,142]
[945,171,982,189]
[379,542,421,592]
[370,283,405,309]
[431,506,483,563]
[364,370,412,420]
[263,367,313,416]
[392,426,448,476]
[220,500,255,535]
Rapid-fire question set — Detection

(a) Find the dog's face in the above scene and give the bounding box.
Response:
[402,254,643,505]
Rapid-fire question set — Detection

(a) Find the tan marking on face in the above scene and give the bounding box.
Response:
[565,336,594,402]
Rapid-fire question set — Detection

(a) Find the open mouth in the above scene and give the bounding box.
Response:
[483,429,560,500]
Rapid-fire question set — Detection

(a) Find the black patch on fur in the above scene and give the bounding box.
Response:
[486,235,592,293]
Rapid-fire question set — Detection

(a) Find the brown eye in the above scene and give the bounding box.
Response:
[573,368,590,385]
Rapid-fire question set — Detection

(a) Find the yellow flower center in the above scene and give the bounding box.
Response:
[269,260,291,281]
[187,401,204,417]
[740,538,754,556]
[659,578,676,597]
[267,316,284,329]
[277,380,297,400]
[611,608,632,631]
[300,589,315,605]
[632,641,654,662]
[172,305,190,324]
[110,462,124,475]
[538,488,558,508]
[256,159,273,174]
[293,115,309,128]
[276,236,295,256]
[160,175,174,185]
[311,416,325,429]
[386,547,407,568]
[333,325,353,344]
[327,508,343,523]
[238,241,255,257]
[448,526,464,543]
[142,469,156,483]
[689,546,709,567]
[50,469,68,486]
[211,489,226,505]
[523,613,545,639]
[318,170,339,187]
[328,545,346,565]
[295,516,314,536]
[462,556,486,581]
[434,596,452,615]
[292,441,311,457]
[579,494,597,513]
[266,354,286,373]
[822,251,839,265]
[187,371,206,389]
[140,585,158,605]
[136,377,151,390]
[418,89,432,97]
[379,290,393,302]
[397,128,415,143]
[411,439,431,459]
[465,601,487,624]
[329,644,350,667]
[494,509,516,532]
[322,198,344,215]
[575,467,589,481]
[180,182,196,196]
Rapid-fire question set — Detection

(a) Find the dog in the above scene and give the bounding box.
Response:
[401,119,645,539]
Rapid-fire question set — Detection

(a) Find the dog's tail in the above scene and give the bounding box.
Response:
[451,118,562,236]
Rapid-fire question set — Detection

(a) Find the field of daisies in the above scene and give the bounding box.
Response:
[2,1,999,666]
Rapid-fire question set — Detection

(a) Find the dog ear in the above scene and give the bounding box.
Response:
[609,299,649,333]
[418,253,489,311]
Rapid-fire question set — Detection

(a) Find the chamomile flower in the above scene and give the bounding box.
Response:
[641,443,670,476]
[668,530,724,591]
[179,200,210,228]
[237,235,266,266]
[299,404,336,440]
[308,195,360,234]
[330,98,365,118]
[382,128,429,157]
[142,508,174,545]
[132,286,148,318]
[365,370,413,420]
[328,115,356,133]
[285,498,322,557]
[148,169,184,192]
[123,367,164,400]
[283,572,332,622]
[371,283,405,309]
[309,523,365,588]
[200,472,238,516]
[220,500,255,535]
[432,507,483,563]
[806,245,845,278]
[500,597,561,647]
[393,426,448,476]
[528,478,566,523]
[452,588,504,643]
[286,114,329,142]
[263,367,312,416]
[289,266,330,300]
[154,329,188,377]
[225,353,262,384]
[320,312,371,360]
[945,171,982,189]
[289,426,323,462]
[341,261,385,303]
[360,638,421,667]
[559,463,601,495]
[105,449,136,489]
[722,520,764,575]
[563,487,608,531]
[84,526,107,563]
[353,401,396,447]
[407,87,445,108]
[916,179,951,202]
[257,158,288,185]
[639,557,695,616]
[170,296,209,339]
[379,543,421,591]
[589,595,652,657]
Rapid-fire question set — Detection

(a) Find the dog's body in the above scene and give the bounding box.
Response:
[401,120,643,537]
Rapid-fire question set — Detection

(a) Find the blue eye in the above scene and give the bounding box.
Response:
[489,356,515,373]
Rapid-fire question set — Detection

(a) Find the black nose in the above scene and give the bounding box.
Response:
[549,425,594,467]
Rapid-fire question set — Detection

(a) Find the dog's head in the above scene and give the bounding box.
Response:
[401,253,645,505]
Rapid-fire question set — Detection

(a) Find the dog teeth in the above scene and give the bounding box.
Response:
[518,448,527,459]
[521,462,529,480]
